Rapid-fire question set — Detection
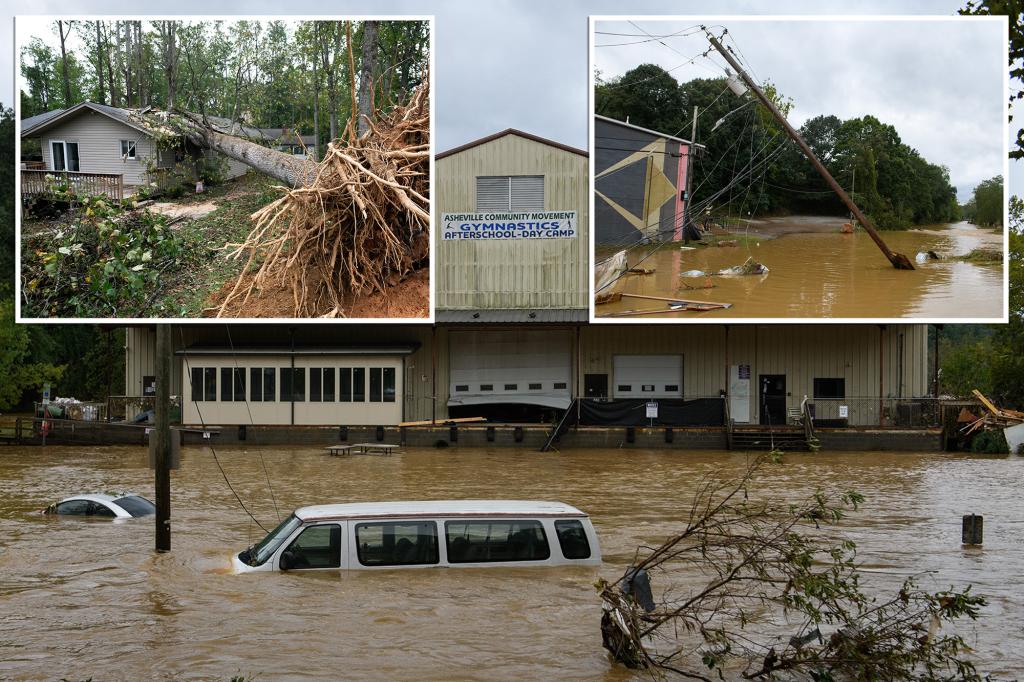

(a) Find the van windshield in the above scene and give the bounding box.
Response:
[249,514,303,566]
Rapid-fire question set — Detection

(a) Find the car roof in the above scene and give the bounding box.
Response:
[295,500,588,522]
[61,493,120,504]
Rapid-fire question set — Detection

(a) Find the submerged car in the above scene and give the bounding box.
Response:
[234,500,601,573]
[44,493,156,519]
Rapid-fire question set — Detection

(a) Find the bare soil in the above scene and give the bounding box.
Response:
[205,267,430,319]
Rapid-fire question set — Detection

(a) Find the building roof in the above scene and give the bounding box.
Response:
[175,344,420,356]
[295,499,588,522]
[258,127,317,146]
[436,308,589,324]
[21,101,157,138]
[21,102,300,144]
[436,128,587,160]
[595,114,704,148]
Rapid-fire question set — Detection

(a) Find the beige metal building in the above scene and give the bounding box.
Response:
[122,129,933,431]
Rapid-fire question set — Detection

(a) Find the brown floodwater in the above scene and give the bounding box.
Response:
[597,221,1004,319]
[1,445,1021,680]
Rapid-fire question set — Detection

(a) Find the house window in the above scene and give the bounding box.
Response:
[814,378,846,400]
[310,368,335,402]
[120,139,137,160]
[250,368,276,402]
[220,368,245,401]
[190,367,217,402]
[475,175,544,211]
[50,141,80,172]
[280,368,306,402]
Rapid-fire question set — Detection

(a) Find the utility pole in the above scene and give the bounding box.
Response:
[706,31,914,270]
[682,105,697,240]
[154,324,172,552]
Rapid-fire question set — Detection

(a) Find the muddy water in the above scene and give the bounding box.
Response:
[1,446,1021,680]
[598,221,1003,319]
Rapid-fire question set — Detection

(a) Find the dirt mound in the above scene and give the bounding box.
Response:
[205,267,429,319]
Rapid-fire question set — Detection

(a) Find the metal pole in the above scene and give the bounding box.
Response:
[706,32,914,270]
[154,323,172,552]
[683,105,697,237]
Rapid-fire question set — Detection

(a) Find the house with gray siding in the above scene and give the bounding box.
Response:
[20,102,262,190]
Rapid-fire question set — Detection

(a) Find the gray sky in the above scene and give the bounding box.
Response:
[1,0,1017,198]
[595,17,1005,202]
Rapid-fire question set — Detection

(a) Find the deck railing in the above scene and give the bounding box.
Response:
[21,169,124,202]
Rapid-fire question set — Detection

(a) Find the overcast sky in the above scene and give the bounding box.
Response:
[596,17,1005,202]
[1,1,1017,198]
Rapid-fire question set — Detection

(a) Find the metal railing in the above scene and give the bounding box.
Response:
[106,395,182,423]
[807,397,943,428]
[34,401,107,422]
[21,169,124,202]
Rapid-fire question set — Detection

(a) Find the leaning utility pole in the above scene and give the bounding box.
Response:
[154,324,172,552]
[706,31,914,270]
[682,105,697,239]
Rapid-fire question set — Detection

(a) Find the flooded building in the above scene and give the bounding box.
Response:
[122,129,934,437]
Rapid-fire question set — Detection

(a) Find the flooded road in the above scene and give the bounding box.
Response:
[1,445,1021,680]
[597,220,1003,319]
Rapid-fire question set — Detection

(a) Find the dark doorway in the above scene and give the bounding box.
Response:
[758,374,786,426]
[584,374,609,399]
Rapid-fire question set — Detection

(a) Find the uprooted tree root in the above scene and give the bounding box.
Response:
[217,78,430,318]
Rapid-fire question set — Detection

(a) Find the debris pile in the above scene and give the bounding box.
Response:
[962,390,1024,437]
[217,77,430,318]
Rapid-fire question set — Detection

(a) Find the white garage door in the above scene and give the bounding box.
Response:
[613,355,683,399]
[449,330,572,409]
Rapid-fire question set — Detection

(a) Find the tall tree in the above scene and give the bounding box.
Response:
[56,21,72,106]
[356,20,379,136]
[156,21,179,110]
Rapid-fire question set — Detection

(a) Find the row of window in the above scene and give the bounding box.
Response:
[453,381,567,392]
[286,519,590,569]
[617,384,679,393]
[189,366,396,403]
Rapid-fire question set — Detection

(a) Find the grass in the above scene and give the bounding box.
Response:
[953,247,1003,265]
[146,173,282,317]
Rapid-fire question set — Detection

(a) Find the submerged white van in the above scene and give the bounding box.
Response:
[232,500,601,573]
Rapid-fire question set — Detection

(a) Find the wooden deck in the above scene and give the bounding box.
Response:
[21,169,124,202]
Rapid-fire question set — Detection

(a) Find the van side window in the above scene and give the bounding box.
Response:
[555,520,591,559]
[283,524,341,569]
[355,521,438,566]
[444,520,550,563]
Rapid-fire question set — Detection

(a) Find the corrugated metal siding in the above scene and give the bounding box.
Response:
[39,111,154,185]
[436,134,589,310]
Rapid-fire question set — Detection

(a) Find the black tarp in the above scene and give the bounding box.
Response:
[578,398,724,427]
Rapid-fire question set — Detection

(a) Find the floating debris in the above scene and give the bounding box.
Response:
[717,257,769,276]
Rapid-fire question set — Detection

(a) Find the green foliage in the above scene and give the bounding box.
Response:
[0,298,65,411]
[965,175,1004,227]
[21,196,186,318]
[0,106,14,292]
[970,428,1010,454]
[595,65,959,227]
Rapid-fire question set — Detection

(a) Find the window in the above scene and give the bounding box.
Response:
[370,367,383,402]
[280,368,306,401]
[553,382,567,390]
[642,384,655,392]
[310,368,335,402]
[89,502,116,518]
[220,368,245,401]
[455,385,469,392]
[555,520,591,559]
[352,367,366,402]
[383,367,396,403]
[444,520,550,563]
[113,496,155,518]
[190,367,217,402]
[504,383,518,391]
[475,175,544,212]
[529,383,541,390]
[282,524,341,569]
[142,375,156,397]
[339,368,352,402]
[480,384,493,391]
[665,385,679,393]
[54,499,91,515]
[50,141,80,172]
[250,368,276,402]
[120,139,137,160]
[356,521,439,566]
[618,385,632,393]
[814,378,846,400]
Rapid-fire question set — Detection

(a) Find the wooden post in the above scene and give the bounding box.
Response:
[705,32,914,270]
[154,324,172,552]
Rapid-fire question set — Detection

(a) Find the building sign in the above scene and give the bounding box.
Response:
[441,211,577,240]
[645,402,659,419]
